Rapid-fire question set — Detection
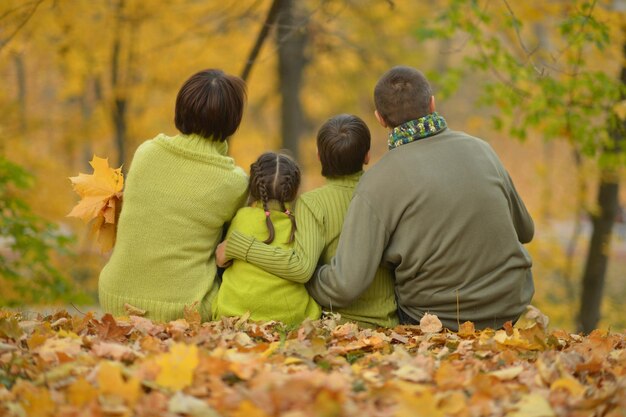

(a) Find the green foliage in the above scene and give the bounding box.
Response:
[0,156,85,306]
[420,0,625,167]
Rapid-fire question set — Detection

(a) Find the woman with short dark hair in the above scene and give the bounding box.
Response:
[99,69,249,322]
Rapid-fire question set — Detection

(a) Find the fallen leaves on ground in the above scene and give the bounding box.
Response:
[0,309,624,417]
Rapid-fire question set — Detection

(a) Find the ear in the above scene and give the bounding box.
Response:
[429,95,436,113]
[374,110,388,128]
[316,147,320,161]
[363,150,370,165]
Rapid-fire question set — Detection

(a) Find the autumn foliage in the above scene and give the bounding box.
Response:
[0,309,624,417]
[67,156,124,253]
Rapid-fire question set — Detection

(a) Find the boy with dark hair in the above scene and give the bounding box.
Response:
[218,114,398,328]
[306,66,535,330]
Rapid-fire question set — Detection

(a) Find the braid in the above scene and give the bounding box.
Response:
[277,155,300,243]
[258,182,275,244]
[249,152,301,245]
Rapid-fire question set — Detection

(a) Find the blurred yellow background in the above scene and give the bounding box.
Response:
[1,0,624,332]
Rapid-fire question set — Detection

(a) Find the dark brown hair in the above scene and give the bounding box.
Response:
[174,69,247,141]
[374,66,433,128]
[317,114,370,178]
[249,152,301,244]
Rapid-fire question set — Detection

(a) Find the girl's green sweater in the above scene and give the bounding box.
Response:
[225,173,398,328]
[99,133,248,322]
[212,203,322,326]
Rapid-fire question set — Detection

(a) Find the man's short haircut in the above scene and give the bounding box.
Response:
[317,114,370,178]
[175,69,247,141]
[374,66,433,128]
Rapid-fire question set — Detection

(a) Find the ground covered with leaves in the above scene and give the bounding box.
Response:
[0,309,624,417]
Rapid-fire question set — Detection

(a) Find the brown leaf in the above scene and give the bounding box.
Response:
[93,313,131,342]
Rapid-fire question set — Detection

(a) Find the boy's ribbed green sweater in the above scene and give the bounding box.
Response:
[225,172,398,328]
[212,203,322,326]
[99,133,248,322]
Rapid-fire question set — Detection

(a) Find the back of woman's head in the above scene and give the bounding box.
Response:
[175,69,247,141]
[249,152,301,244]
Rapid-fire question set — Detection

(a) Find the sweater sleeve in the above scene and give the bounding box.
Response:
[504,171,534,244]
[307,192,389,309]
[224,197,326,284]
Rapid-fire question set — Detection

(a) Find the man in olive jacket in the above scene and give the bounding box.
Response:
[307,66,534,331]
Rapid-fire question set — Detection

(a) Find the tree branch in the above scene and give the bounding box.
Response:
[240,0,284,81]
[501,0,540,57]
[0,0,45,51]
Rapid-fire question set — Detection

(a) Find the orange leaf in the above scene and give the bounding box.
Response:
[457,321,475,337]
[231,400,271,417]
[435,361,466,390]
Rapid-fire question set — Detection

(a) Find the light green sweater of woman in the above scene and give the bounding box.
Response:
[212,202,322,326]
[99,133,248,322]
[225,173,398,328]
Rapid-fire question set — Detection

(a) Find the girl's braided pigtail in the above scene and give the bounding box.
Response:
[281,199,297,244]
[259,182,275,244]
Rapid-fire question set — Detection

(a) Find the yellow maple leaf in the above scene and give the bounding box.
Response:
[67,376,97,406]
[550,376,586,397]
[394,388,445,417]
[437,390,467,415]
[15,383,56,417]
[68,155,123,220]
[231,400,271,417]
[67,155,123,252]
[155,343,199,391]
[508,393,555,417]
[97,361,141,405]
[489,365,524,381]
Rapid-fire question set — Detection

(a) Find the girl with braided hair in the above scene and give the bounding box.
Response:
[212,152,321,325]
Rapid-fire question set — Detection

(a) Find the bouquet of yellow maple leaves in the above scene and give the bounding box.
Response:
[67,156,124,252]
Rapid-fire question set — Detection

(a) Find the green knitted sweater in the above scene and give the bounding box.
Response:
[99,133,248,322]
[225,172,398,328]
[212,202,322,326]
[308,129,534,331]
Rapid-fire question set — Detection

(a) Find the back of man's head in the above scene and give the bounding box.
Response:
[317,114,370,178]
[374,66,433,128]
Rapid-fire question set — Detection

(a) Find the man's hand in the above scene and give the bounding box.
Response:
[215,240,232,268]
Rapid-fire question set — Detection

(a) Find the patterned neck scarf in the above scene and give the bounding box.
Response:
[388,112,447,150]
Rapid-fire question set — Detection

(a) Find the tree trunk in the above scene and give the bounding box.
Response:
[276,0,308,160]
[111,0,127,168]
[578,177,619,333]
[577,40,626,333]
[13,53,27,131]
